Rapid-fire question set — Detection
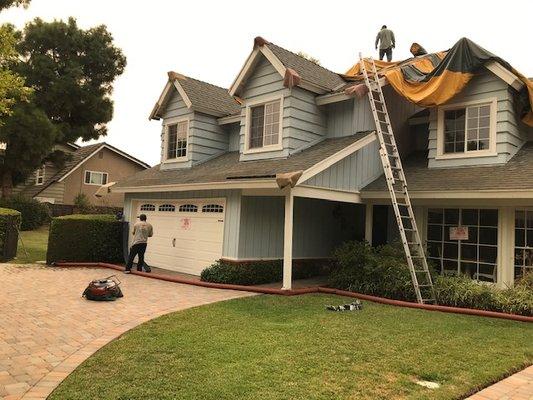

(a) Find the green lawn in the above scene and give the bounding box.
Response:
[50,294,532,400]
[12,225,49,264]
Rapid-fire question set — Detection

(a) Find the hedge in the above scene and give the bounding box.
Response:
[434,275,533,317]
[0,195,50,230]
[0,207,21,260]
[200,259,329,285]
[46,214,123,264]
[328,240,533,316]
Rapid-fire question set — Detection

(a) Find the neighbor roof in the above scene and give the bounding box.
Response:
[29,142,150,198]
[362,143,533,193]
[114,132,373,190]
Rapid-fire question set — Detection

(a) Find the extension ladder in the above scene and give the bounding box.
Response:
[359,54,436,304]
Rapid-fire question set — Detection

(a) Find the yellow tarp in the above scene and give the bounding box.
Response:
[344,39,533,127]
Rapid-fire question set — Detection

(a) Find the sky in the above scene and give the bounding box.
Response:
[0,0,531,166]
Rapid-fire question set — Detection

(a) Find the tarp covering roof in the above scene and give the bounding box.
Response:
[344,38,533,126]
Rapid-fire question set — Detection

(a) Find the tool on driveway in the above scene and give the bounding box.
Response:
[82,275,124,301]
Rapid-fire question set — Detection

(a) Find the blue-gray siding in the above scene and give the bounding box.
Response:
[160,89,229,170]
[238,196,364,259]
[428,70,528,168]
[124,190,241,259]
[303,139,383,191]
[239,55,326,161]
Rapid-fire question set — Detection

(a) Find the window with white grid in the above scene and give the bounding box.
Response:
[178,204,198,213]
[202,204,224,213]
[249,100,280,149]
[166,120,188,159]
[514,210,533,280]
[84,171,108,185]
[158,204,175,212]
[35,166,45,185]
[140,204,156,212]
[441,101,493,155]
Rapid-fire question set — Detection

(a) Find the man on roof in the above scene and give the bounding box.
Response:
[375,25,395,62]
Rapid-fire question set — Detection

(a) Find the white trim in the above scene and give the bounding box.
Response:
[162,116,190,163]
[149,81,173,120]
[217,114,241,125]
[172,80,192,109]
[58,144,149,182]
[229,48,262,97]
[282,189,294,290]
[435,97,497,160]
[243,95,284,154]
[113,179,279,193]
[362,189,533,200]
[485,61,524,91]
[316,92,352,106]
[242,188,285,197]
[35,166,45,186]
[84,170,108,186]
[298,132,377,183]
[364,204,373,245]
[292,185,361,204]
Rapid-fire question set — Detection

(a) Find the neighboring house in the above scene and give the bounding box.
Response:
[14,142,150,207]
[114,36,533,289]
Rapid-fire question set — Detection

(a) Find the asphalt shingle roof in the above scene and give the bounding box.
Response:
[266,43,346,91]
[176,74,241,116]
[362,143,533,192]
[115,132,372,189]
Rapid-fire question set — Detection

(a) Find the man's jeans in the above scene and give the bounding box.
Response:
[126,243,147,270]
[379,47,393,62]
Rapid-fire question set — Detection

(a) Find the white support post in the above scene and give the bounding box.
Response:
[365,203,373,245]
[282,190,294,290]
[498,207,515,288]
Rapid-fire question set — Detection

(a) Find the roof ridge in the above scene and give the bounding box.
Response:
[168,70,231,93]
[266,41,343,79]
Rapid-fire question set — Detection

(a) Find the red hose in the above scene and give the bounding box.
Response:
[53,262,532,323]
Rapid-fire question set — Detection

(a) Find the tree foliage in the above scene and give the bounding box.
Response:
[0,0,29,11]
[15,17,126,142]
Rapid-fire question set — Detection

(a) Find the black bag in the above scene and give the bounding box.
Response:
[82,275,124,301]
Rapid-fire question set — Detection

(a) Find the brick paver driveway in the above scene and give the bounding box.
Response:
[0,264,253,400]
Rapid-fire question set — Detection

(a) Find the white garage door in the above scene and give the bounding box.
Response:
[134,199,225,275]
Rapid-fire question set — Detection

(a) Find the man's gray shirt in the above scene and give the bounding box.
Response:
[132,221,153,246]
[375,29,395,50]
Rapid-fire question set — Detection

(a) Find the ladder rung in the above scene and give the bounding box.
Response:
[418,284,433,288]
[409,255,424,258]
[400,215,413,219]
[406,242,420,246]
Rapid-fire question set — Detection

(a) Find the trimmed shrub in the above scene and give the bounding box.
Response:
[434,275,533,317]
[0,195,50,230]
[46,214,123,264]
[200,259,329,285]
[328,241,420,301]
[0,207,21,260]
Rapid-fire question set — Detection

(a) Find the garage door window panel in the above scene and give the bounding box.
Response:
[159,204,176,212]
[179,204,198,213]
[140,204,156,212]
[202,204,224,213]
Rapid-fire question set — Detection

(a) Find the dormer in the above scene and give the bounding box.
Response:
[229,37,345,161]
[150,72,240,170]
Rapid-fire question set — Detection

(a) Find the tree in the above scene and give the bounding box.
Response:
[0,102,57,197]
[0,25,31,122]
[0,17,126,197]
[15,18,126,142]
[297,51,321,66]
[0,0,29,11]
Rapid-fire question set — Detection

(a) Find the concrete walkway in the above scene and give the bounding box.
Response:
[467,365,533,400]
[0,264,253,400]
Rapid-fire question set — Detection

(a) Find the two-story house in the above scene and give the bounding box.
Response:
[14,142,150,208]
[114,37,533,290]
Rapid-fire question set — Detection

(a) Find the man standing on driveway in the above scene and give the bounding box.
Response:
[125,214,153,273]
[375,25,395,61]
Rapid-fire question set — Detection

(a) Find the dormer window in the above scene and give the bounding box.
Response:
[166,119,188,160]
[436,98,496,159]
[245,97,283,153]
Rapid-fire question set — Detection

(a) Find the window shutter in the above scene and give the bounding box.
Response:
[85,171,91,183]
[102,173,108,185]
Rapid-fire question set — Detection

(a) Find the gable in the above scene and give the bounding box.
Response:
[161,86,192,120]
[240,54,285,101]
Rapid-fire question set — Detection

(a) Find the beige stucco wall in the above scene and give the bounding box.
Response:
[62,147,146,207]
